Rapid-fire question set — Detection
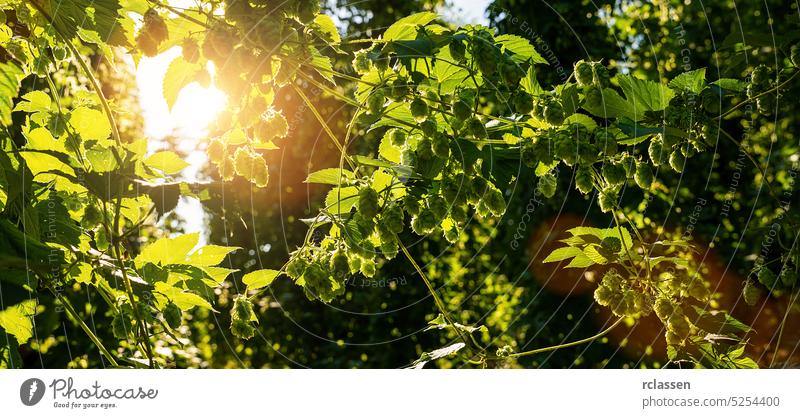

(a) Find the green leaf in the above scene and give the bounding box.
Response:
[582,88,635,120]
[495,34,547,64]
[617,74,674,116]
[0,300,37,345]
[383,12,438,41]
[77,29,115,63]
[543,246,584,263]
[521,66,544,96]
[711,78,747,92]
[70,107,112,141]
[304,168,354,185]
[565,253,595,268]
[135,232,200,268]
[44,0,127,46]
[242,269,280,290]
[86,145,119,172]
[324,186,359,214]
[434,46,471,95]
[13,91,52,114]
[563,113,597,131]
[154,282,213,311]
[312,15,341,44]
[185,245,240,266]
[163,56,201,111]
[309,46,335,84]
[0,62,24,125]
[668,68,706,94]
[144,151,189,175]
[379,132,402,164]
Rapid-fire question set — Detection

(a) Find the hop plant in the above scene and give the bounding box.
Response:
[452,97,472,121]
[411,209,437,235]
[602,162,626,185]
[598,187,617,213]
[136,9,169,57]
[512,91,534,114]
[543,101,565,126]
[575,165,594,194]
[653,297,674,320]
[537,172,557,198]
[791,44,800,67]
[449,38,467,62]
[757,266,777,288]
[574,60,594,86]
[648,137,668,166]
[389,129,407,147]
[358,187,380,219]
[182,38,200,63]
[353,49,372,74]
[410,97,429,122]
[600,236,622,253]
[742,280,761,306]
[232,295,255,322]
[420,119,438,138]
[367,91,385,115]
[634,162,653,190]
[231,319,255,339]
[466,117,487,139]
[233,147,256,178]
[592,62,610,88]
[431,132,450,158]
[668,150,686,173]
[111,312,131,340]
[330,249,350,278]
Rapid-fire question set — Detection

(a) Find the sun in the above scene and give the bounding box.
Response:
[135,47,227,143]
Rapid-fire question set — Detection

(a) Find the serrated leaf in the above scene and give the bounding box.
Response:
[242,269,280,290]
[383,12,438,41]
[163,56,201,111]
[312,14,340,44]
[144,151,189,175]
[563,113,597,131]
[564,253,595,268]
[711,78,747,92]
[135,233,200,268]
[379,132,402,163]
[617,75,674,116]
[521,66,544,96]
[668,68,706,94]
[304,168,354,185]
[86,145,119,172]
[325,186,359,214]
[543,246,584,263]
[0,300,36,345]
[186,245,240,266]
[582,88,635,120]
[70,107,111,141]
[434,45,472,94]
[495,34,548,64]
[13,91,51,114]
[154,282,212,310]
[309,46,335,84]
[0,62,24,125]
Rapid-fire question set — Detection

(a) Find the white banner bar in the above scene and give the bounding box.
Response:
[1,370,797,417]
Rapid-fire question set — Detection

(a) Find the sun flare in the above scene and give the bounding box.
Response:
[136,48,227,142]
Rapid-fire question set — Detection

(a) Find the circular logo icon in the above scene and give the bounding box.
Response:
[20,378,45,406]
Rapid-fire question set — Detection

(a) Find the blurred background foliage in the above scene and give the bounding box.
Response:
[10,0,800,368]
